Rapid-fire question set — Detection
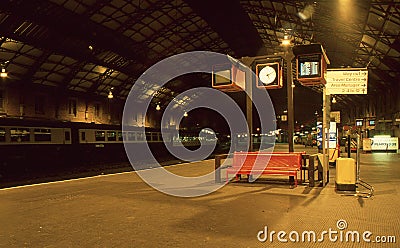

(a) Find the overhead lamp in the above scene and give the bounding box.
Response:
[281,38,291,46]
[108,91,113,99]
[156,104,161,111]
[332,96,337,104]
[281,33,292,46]
[0,68,7,78]
[183,111,188,117]
[108,87,114,99]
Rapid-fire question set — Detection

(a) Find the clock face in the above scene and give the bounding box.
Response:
[259,66,277,85]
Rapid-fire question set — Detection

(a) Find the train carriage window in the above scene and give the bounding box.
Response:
[0,128,5,142]
[95,131,106,141]
[117,131,122,141]
[107,131,117,141]
[152,133,159,142]
[81,132,86,141]
[121,132,127,141]
[127,132,136,141]
[146,133,152,141]
[34,128,51,142]
[65,131,71,141]
[136,132,144,141]
[10,128,30,142]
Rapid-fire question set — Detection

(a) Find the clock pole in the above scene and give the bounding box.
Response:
[285,48,295,152]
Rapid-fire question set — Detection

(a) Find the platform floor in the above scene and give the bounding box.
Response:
[1,144,399,247]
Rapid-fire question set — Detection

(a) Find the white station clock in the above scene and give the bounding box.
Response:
[259,66,277,85]
[256,62,282,89]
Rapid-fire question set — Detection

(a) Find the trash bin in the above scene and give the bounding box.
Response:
[335,157,356,191]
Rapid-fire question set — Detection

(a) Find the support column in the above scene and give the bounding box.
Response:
[285,50,295,152]
[245,62,253,152]
[322,88,331,185]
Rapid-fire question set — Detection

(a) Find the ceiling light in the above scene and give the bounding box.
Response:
[0,68,7,78]
[183,111,188,117]
[332,97,337,104]
[108,90,113,99]
[108,91,113,99]
[281,39,291,46]
[107,87,114,99]
[156,104,161,111]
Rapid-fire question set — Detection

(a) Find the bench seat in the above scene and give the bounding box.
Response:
[226,151,305,186]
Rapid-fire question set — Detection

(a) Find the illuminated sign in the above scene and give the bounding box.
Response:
[212,63,245,92]
[356,119,363,127]
[368,120,375,126]
[371,137,398,151]
[297,54,322,78]
[329,122,337,148]
[317,122,337,149]
[293,44,329,86]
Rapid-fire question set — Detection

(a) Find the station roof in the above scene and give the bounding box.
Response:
[0,0,399,123]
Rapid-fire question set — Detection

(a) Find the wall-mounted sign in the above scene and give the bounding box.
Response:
[316,121,337,149]
[356,119,363,127]
[317,122,322,149]
[326,69,368,94]
[329,122,337,148]
[370,136,398,151]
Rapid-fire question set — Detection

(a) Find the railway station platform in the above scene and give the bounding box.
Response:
[1,144,399,247]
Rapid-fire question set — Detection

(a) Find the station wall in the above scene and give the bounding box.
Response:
[0,83,159,126]
[339,83,399,139]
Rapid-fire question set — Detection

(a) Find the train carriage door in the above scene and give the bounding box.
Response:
[64,129,72,144]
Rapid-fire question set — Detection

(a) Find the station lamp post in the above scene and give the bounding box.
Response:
[282,38,295,152]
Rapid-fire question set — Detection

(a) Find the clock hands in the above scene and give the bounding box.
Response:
[266,71,275,79]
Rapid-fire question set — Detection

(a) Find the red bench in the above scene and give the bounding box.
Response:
[226,151,305,187]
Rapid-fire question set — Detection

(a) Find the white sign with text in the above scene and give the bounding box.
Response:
[326,69,368,95]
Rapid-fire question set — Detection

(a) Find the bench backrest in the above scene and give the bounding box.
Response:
[232,152,303,171]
